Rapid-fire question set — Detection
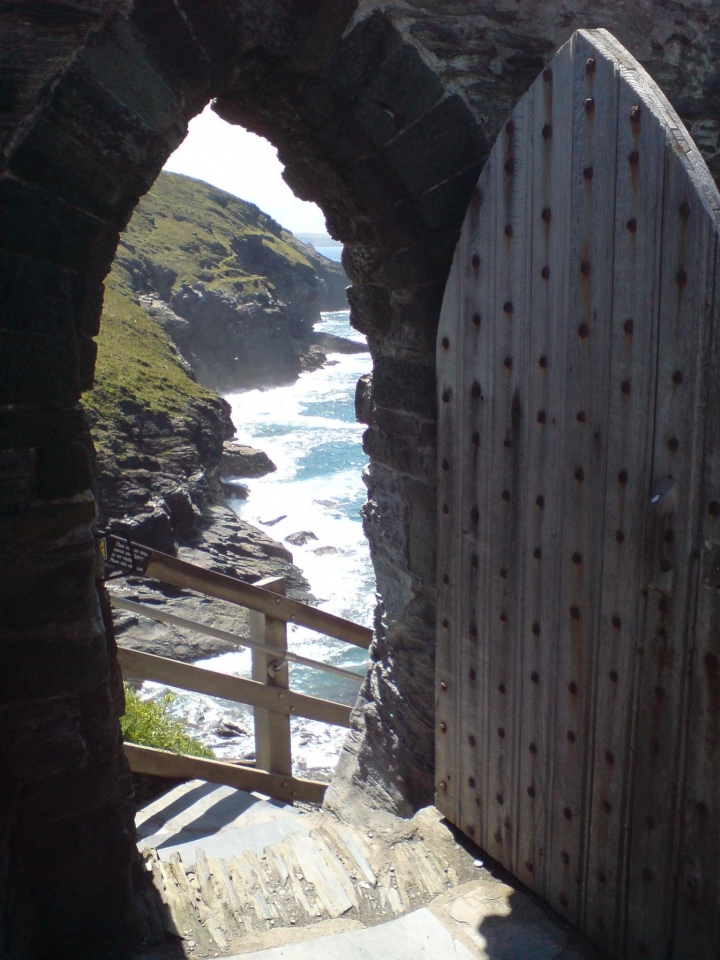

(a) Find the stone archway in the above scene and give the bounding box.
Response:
[2,2,719,957]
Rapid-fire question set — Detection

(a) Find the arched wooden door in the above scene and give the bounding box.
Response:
[436,28,720,959]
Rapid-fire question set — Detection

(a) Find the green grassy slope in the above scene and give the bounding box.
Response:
[114,171,346,318]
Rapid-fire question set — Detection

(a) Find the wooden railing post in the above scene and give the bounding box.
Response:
[249,577,291,778]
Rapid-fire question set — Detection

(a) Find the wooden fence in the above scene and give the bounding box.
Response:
[107,541,372,805]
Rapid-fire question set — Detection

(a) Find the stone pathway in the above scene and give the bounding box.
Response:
[133,781,607,960]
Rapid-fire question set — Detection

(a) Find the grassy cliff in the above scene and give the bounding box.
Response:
[84,172,346,532]
[114,171,346,313]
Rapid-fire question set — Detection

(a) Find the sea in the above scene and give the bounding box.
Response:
[156,304,376,781]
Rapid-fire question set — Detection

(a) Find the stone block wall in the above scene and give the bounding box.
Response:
[1,1,719,954]
[0,6,209,956]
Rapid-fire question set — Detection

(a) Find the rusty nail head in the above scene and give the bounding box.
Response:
[439,780,447,792]
[630,104,641,122]
[584,97,595,113]
[583,166,594,181]
[542,124,552,140]
[439,721,447,733]
[586,57,596,74]
[628,150,639,165]
[440,680,447,692]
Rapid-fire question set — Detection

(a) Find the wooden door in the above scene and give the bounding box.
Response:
[436,28,720,959]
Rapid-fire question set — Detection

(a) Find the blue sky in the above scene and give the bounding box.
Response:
[164,103,327,236]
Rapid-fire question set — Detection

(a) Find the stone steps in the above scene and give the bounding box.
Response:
[133,780,477,957]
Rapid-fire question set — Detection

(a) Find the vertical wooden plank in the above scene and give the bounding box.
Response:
[250,577,292,777]
[545,32,619,929]
[478,87,534,874]
[435,161,473,828]
[455,165,495,847]
[623,125,717,960]
[514,39,574,898]
[582,38,666,955]
[673,243,720,957]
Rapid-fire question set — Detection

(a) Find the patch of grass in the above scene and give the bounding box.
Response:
[118,171,319,301]
[83,271,220,457]
[121,683,215,759]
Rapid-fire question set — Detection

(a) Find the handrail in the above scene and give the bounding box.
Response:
[108,537,372,805]
[105,540,373,649]
[112,596,365,683]
[124,743,327,804]
[117,646,352,727]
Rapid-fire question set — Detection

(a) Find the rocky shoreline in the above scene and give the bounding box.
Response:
[109,503,312,663]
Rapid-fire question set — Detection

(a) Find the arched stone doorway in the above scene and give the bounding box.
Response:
[1,2,718,956]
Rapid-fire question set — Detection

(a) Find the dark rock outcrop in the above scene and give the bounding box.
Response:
[221,442,277,479]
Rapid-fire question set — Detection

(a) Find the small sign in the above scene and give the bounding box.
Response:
[99,532,152,577]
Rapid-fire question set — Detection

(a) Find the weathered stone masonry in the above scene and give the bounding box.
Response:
[1,2,719,956]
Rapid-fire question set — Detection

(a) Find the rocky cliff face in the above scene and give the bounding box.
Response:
[84,184,317,621]
[114,172,348,392]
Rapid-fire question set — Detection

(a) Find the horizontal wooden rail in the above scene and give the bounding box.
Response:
[124,743,326,805]
[112,596,365,683]
[117,646,352,727]
[138,549,372,649]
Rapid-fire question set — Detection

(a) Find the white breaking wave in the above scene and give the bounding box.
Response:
[139,310,375,779]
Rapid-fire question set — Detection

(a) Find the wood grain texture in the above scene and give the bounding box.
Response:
[117,646,352,727]
[144,549,372,648]
[250,577,292,777]
[436,26,720,959]
[123,743,327,804]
